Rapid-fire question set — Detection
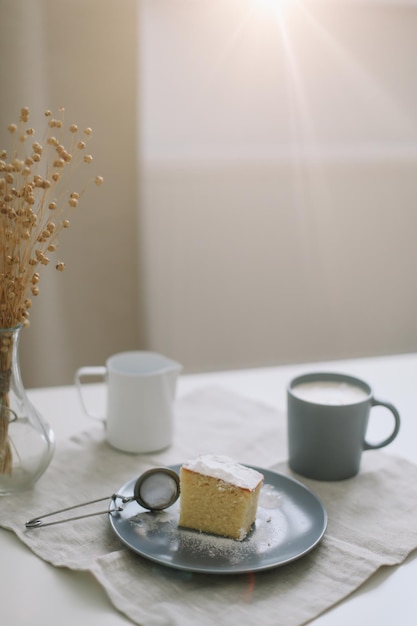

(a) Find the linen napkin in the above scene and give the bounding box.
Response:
[1,386,417,626]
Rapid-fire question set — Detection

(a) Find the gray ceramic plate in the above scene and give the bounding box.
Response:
[108,464,327,575]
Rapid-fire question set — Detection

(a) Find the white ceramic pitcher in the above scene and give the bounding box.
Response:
[75,351,182,453]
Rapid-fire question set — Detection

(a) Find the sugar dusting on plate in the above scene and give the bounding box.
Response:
[259,483,285,509]
[127,482,285,565]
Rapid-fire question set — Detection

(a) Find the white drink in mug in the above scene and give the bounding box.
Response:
[291,380,369,406]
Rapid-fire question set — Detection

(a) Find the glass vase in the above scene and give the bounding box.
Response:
[0,324,54,495]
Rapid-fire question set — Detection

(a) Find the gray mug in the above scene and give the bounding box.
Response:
[287,372,401,481]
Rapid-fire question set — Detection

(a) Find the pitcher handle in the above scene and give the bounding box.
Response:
[74,366,106,419]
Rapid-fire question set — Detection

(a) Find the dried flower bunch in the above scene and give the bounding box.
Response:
[0,106,103,329]
[0,107,102,476]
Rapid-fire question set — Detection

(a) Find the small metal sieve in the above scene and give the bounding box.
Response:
[25,467,180,529]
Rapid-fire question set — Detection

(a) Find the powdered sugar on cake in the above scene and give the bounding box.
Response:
[183,454,263,490]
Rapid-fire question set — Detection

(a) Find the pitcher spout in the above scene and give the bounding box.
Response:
[164,359,183,394]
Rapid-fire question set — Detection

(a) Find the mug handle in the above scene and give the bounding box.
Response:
[364,398,401,450]
[74,366,106,419]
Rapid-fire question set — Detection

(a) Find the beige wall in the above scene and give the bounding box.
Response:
[139,0,417,372]
[141,158,417,372]
[1,0,143,387]
[1,0,417,388]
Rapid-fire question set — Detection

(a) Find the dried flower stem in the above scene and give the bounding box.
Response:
[0,331,13,474]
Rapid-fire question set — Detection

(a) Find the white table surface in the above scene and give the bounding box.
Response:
[2,352,417,625]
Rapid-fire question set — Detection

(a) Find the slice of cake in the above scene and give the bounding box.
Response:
[178,454,264,541]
